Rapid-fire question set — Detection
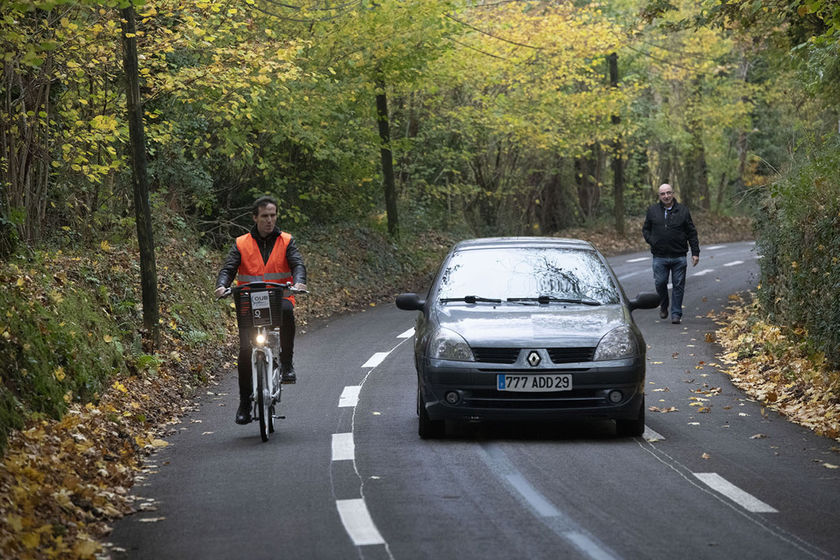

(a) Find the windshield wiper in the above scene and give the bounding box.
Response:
[439,295,502,304]
[507,296,601,306]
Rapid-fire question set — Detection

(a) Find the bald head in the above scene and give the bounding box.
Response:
[658,184,674,207]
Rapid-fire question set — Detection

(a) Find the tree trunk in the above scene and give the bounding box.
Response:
[609,53,625,236]
[375,75,398,238]
[121,4,159,349]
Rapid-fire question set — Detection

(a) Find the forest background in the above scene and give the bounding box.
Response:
[1,0,839,557]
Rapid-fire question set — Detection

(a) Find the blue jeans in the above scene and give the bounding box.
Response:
[652,256,687,319]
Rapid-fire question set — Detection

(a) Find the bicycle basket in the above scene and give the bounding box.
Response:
[234,288,286,329]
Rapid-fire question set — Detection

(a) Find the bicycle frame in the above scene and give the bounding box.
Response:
[250,326,282,441]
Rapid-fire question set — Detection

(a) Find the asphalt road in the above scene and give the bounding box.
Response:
[108,241,840,560]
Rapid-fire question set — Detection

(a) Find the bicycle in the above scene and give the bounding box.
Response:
[219,281,307,441]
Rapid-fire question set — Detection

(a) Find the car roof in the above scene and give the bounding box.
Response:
[452,237,597,252]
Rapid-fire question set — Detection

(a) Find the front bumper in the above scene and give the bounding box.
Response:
[419,357,645,423]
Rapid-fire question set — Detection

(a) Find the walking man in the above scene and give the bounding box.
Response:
[215,196,307,424]
[642,184,700,324]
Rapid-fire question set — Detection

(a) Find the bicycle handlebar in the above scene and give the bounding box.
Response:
[216,281,309,300]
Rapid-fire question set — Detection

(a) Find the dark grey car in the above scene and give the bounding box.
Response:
[396,237,660,438]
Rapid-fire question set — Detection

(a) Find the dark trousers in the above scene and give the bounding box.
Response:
[238,299,295,399]
[652,255,688,319]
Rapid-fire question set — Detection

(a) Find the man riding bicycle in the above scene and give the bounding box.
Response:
[214,196,307,425]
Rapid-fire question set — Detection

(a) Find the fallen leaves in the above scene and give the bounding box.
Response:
[649,406,679,413]
[715,296,840,441]
[0,352,214,559]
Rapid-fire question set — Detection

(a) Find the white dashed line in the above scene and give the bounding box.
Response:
[705,245,726,250]
[397,328,414,339]
[336,499,385,546]
[692,269,714,277]
[693,473,778,513]
[362,352,390,368]
[331,433,355,461]
[724,260,744,267]
[339,386,361,408]
[626,257,649,263]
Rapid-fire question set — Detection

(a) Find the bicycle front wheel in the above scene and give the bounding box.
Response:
[256,357,270,442]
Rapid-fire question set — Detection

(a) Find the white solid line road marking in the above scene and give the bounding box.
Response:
[336,499,385,546]
[693,473,778,513]
[724,260,744,267]
[332,433,355,461]
[397,328,414,338]
[362,352,390,368]
[339,386,361,408]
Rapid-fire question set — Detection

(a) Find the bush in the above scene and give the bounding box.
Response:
[754,137,840,367]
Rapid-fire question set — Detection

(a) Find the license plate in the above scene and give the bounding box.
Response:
[497,374,573,392]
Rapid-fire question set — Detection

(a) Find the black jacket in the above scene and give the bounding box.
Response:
[215,226,307,289]
[642,200,700,258]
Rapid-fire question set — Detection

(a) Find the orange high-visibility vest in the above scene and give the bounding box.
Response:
[236,232,295,305]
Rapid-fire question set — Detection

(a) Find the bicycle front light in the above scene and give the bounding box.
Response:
[255,333,267,346]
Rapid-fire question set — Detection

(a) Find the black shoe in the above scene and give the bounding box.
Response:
[235,399,252,424]
[659,307,668,319]
[281,363,296,384]
[671,316,681,324]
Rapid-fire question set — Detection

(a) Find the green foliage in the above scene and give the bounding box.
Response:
[0,260,129,448]
[754,137,840,367]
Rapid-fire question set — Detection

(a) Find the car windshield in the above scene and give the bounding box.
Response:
[436,246,620,305]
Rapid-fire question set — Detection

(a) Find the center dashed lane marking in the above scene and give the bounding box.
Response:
[336,499,385,546]
[332,433,355,462]
[339,386,361,408]
[362,352,390,368]
[332,335,411,558]
[397,328,414,339]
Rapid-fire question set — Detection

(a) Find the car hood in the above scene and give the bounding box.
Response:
[433,304,629,347]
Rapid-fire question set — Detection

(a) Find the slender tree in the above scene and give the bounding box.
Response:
[609,52,625,236]
[120,1,159,348]
[375,73,398,238]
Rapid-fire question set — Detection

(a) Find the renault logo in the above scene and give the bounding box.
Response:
[526,351,541,367]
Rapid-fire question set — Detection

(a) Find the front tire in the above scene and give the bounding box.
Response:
[616,396,645,437]
[257,357,270,442]
[418,386,445,439]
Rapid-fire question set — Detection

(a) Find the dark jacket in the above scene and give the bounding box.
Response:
[216,226,307,289]
[642,199,700,258]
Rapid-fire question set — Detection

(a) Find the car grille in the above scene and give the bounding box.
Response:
[471,347,595,364]
[472,348,519,364]
[465,388,606,409]
[548,347,595,363]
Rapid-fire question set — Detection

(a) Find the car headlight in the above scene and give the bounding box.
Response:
[594,325,639,361]
[429,328,475,361]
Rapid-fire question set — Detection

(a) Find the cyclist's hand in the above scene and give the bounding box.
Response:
[214,286,227,298]
[292,282,308,292]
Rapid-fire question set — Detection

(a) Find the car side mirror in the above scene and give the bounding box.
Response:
[628,292,661,312]
[396,293,425,311]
